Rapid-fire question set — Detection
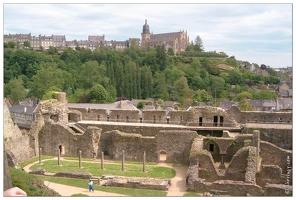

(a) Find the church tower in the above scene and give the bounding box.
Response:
[141,19,150,48]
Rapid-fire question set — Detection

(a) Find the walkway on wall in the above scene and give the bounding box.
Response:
[77,120,242,131]
[22,157,191,197]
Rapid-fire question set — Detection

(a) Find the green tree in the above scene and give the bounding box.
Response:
[239,101,255,111]
[79,60,109,89]
[254,90,277,100]
[168,48,174,56]
[234,91,253,102]
[89,84,109,103]
[193,89,212,103]
[4,77,27,103]
[8,41,16,48]
[28,63,66,98]
[42,86,62,100]
[23,40,30,49]
[229,70,243,85]
[194,35,204,51]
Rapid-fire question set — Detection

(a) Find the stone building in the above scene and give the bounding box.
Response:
[141,19,190,54]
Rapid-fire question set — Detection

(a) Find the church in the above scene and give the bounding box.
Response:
[141,19,190,54]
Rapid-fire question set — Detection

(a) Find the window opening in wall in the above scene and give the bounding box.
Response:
[98,115,100,121]
[213,116,218,127]
[199,117,203,126]
[59,145,65,155]
[220,116,224,126]
[107,116,109,121]
[159,151,167,162]
[159,116,161,122]
[140,118,142,123]
[167,118,170,124]
[209,144,214,152]
[279,117,282,122]
[88,108,90,113]
[117,115,120,122]
[153,116,156,123]
[104,151,109,156]
[126,116,129,122]
[180,116,183,123]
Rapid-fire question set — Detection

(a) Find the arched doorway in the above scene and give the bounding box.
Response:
[159,151,167,162]
[59,145,65,155]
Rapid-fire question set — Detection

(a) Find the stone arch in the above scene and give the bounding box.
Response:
[159,150,167,162]
[203,140,221,162]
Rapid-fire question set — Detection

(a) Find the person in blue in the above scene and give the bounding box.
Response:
[88,180,94,192]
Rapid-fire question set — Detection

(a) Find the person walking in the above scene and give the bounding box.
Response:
[88,180,94,192]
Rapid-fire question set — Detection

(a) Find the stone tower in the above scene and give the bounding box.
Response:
[141,19,150,48]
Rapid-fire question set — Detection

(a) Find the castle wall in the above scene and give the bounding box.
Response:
[39,121,102,158]
[98,130,158,162]
[227,105,292,124]
[142,110,167,123]
[259,141,292,174]
[156,130,198,164]
[109,109,140,123]
[4,102,35,166]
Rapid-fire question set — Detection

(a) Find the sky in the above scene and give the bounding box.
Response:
[2,1,294,69]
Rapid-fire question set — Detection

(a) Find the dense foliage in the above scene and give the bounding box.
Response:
[4,43,280,108]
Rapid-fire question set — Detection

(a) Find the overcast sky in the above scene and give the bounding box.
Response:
[2,1,293,69]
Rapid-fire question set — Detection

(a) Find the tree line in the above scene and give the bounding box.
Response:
[4,40,280,110]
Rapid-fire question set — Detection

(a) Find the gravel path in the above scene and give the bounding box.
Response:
[23,158,189,197]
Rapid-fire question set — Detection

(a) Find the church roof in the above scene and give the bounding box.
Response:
[150,32,183,40]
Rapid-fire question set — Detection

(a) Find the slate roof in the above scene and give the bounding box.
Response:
[150,32,182,40]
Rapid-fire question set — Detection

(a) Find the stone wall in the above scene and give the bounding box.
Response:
[98,130,158,162]
[109,109,140,123]
[156,130,198,164]
[247,128,292,150]
[259,141,292,174]
[256,165,286,187]
[227,105,292,124]
[224,147,252,181]
[169,110,190,124]
[4,102,35,166]
[142,110,167,123]
[39,121,102,158]
[78,122,188,137]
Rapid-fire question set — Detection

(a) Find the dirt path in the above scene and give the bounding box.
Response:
[23,158,189,196]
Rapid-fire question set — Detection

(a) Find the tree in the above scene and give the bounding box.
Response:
[168,47,174,56]
[42,86,62,100]
[239,101,255,111]
[194,35,204,51]
[229,70,243,85]
[254,90,277,100]
[89,84,109,103]
[234,91,253,102]
[4,77,27,103]
[23,41,30,49]
[8,41,16,48]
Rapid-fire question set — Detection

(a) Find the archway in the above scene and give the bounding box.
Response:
[59,145,65,155]
[159,151,167,162]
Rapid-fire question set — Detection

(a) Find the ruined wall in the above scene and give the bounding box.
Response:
[256,165,286,187]
[188,106,238,127]
[247,128,292,150]
[259,141,292,174]
[4,102,35,166]
[39,121,102,158]
[68,108,108,121]
[227,105,292,124]
[109,109,140,123]
[98,130,158,162]
[157,130,198,164]
[169,110,190,124]
[189,137,219,182]
[78,122,188,137]
[224,147,252,181]
[142,110,167,123]
[68,110,82,122]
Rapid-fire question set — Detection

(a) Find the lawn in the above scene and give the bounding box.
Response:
[37,175,167,196]
[29,159,176,178]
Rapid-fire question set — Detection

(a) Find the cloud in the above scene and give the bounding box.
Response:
[3,3,292,68]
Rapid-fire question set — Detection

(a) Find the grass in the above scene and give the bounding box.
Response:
[37,176,167,196]
[71,193,89,196]
[9,167,60,196]
[29,160,176,178]
[18,156,55,169]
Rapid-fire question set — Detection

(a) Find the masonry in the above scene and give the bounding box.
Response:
[4,93,292,196]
